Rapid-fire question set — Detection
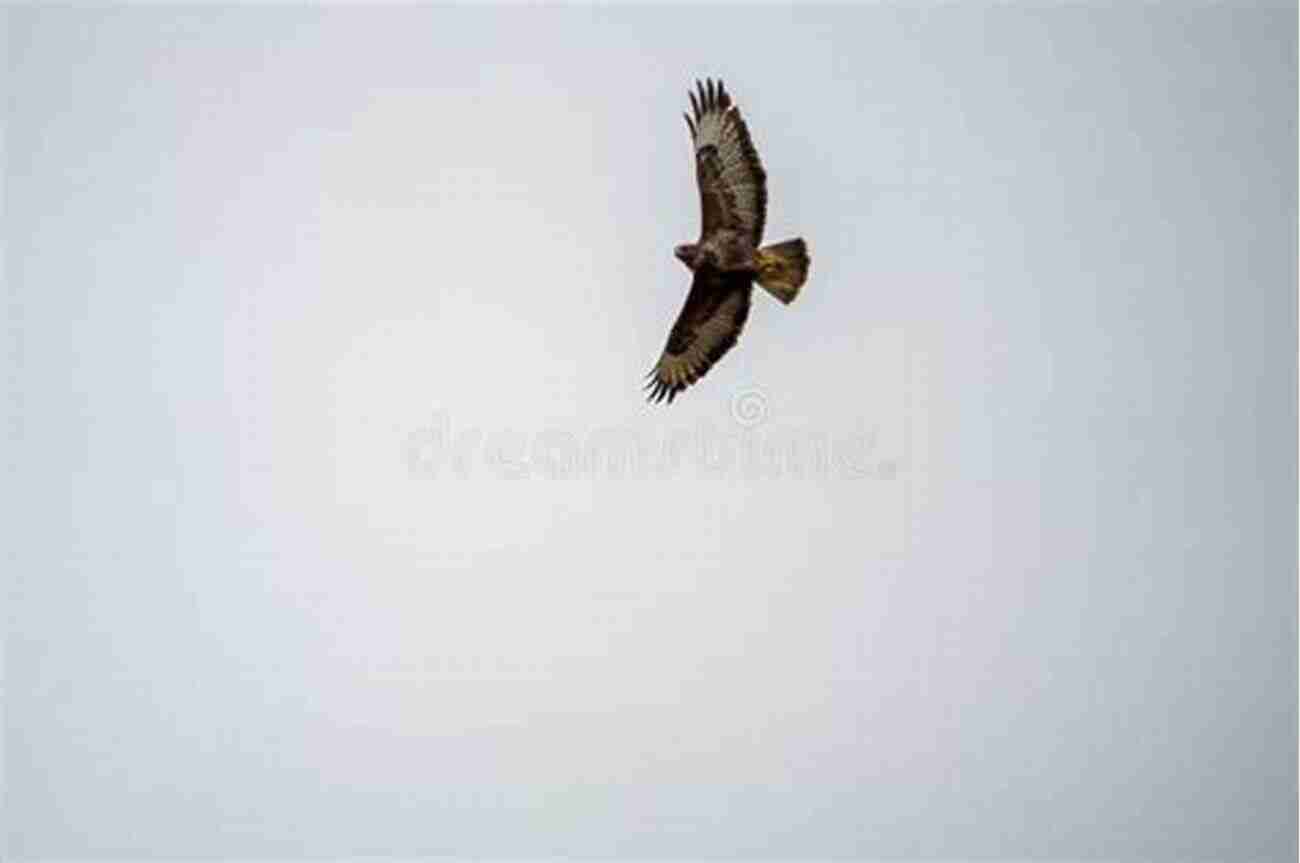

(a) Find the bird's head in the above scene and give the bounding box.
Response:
[674,243,699,269]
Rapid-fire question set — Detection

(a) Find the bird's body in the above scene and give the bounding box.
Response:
[646,79,810,404]
[677,228,755,272]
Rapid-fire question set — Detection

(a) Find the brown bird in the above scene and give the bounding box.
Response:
[646,78,810,404]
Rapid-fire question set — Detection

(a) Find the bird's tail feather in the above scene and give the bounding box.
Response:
[755,238,809,304]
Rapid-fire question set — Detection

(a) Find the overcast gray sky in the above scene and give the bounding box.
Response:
[4,3,1296,861]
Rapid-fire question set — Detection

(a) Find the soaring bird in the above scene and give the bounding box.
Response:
[645,78,810,404]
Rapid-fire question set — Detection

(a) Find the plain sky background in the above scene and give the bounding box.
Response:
[3,3,1296,861]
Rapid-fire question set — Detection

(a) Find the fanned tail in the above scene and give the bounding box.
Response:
[755,238,809,304]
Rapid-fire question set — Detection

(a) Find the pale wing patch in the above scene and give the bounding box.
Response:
[687,79,768,245]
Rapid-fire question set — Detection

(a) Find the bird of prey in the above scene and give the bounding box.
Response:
[645,78,810,404]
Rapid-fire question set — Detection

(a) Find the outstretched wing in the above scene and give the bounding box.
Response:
[646,269,752,404]
[684,79,767,246]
